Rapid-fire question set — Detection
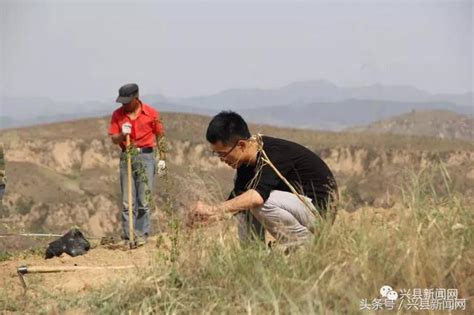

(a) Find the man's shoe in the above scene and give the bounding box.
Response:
[135,236,147,247]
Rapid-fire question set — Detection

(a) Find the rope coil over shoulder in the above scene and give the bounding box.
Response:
[246,134,323,221]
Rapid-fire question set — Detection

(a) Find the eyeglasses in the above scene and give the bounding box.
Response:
[212,141,239,158]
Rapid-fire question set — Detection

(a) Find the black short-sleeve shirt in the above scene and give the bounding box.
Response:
[232,136,337,209]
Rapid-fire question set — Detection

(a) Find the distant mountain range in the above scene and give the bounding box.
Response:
[1,80,472,130]
[174,80,472,110]
[238,99,472,131]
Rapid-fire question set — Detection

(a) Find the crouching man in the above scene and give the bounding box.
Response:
[191,111,338,248]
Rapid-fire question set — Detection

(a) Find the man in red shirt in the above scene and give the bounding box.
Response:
[108,83,166,244]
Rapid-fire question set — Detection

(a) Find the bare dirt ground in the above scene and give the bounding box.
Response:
[0,237,163,313]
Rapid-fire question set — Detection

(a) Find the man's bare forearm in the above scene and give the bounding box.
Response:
[111,134,125,144]
[156,135,166,160]
[215,189,264,215]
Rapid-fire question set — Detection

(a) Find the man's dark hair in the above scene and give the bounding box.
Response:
[206,111,251,145]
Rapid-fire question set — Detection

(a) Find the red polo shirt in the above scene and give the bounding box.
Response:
[108,101,165,150]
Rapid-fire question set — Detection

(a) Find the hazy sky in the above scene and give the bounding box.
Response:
[1,0,472,103]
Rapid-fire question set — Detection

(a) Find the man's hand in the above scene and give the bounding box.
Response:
[156,160,167,177]
[121,122,132,135]
[188,201,218,226]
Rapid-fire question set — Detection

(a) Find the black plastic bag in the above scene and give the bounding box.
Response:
[45,228,90,259]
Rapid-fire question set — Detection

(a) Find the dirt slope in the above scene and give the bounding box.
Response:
[0,237,161,313]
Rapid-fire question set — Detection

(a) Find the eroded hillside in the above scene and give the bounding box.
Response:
[348,110,473,142]
[0,113,472,242]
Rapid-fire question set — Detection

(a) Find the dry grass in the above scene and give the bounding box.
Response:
[37,167,473,314]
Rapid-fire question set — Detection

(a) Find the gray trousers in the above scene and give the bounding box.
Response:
[237,190,317,246]
[119,152,155,239]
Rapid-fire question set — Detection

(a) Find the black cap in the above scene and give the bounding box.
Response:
[116,83,139,104]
